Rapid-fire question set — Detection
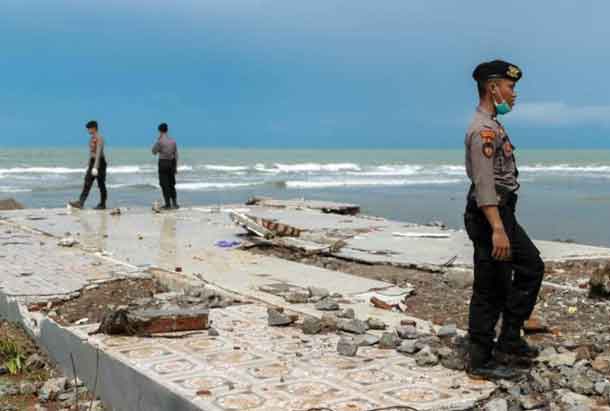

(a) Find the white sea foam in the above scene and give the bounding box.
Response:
[353,165,424,176]
[176,182,260,191]
[0,164,193,175]
[519,164,610,174]
[0,186,32,193]
[203,165,249,172]
[271,163,362,173]
[285,178,462,189]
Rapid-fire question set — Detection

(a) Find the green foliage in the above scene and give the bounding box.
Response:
[0,340,26,375]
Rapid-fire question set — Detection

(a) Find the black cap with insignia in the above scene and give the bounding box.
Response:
[472,60,522,82]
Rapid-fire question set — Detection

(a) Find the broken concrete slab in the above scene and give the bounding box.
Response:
[246,197,360,215]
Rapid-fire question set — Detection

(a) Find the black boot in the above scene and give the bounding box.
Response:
[171,198,179,209]
[94,203,106,210]
[496,323,539,359]
[468,343,519,380]
[69,200,82,209]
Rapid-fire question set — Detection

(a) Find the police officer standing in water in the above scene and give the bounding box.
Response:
[70,120,107,210]
[152,123,179,210]
[464,60,545,380]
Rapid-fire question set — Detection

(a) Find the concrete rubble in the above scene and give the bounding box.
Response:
[0,198,609,410]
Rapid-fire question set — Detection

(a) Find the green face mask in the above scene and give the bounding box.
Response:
[494,100,512,115]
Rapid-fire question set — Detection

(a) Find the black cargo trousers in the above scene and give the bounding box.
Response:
[158,159,177,206]
[79,157,107,206]
[464,187,545,362]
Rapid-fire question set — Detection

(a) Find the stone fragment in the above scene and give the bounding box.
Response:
[208,327,220,337]
[441,353,466,371]
[575,346,592,362]
[109,208,121,216]
[25,353,46,370]
[378,332,400,349]
[267,308,294,326]
[397,340,419,354]
[415,346,439,367]
[484,398,508,411]
[595,380,610,395]
[519,394,545,410]
[315,298,340,311]
[337,308,355,319]
[337,337,359,357]
[436,347,453,359]
[415,335,441,350]
[320,313,338,331]
[592,354,610,373]
[338,319,368,335]
[39,377,67,402]
[284,290,309,304]
[19,381,38,395]
[308,286,330,299]
[396,325,418,339]
[123,307,209,334]
[58,237,78,247]
[555,389,593,410]
[530,369,552,393]
[366,317,387,330]
[570,373,594,395]
[355,334,380,347]
[437,323,457,338]
[302,317,322,335]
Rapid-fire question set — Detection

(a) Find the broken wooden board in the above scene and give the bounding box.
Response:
[246,197,360,215]
[229,211,274,239]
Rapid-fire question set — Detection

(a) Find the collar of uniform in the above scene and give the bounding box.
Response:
[476,106,496,120]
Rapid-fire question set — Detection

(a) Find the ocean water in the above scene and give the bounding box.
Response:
[1,148,609,247]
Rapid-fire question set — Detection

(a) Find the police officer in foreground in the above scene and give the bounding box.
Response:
[464,60,545,380]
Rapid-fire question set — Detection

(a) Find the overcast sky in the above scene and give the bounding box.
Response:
[2,0,609,148]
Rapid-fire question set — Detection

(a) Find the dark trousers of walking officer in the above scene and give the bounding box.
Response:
[464,188,544,365]
[79,157,107,207]
[158,158,177,208]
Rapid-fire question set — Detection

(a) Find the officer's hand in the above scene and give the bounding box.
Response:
[492,227,511,260]
[91,168,98,177]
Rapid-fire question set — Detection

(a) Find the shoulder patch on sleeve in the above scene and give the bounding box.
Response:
[479,129,496,141]
[482,142,494,158]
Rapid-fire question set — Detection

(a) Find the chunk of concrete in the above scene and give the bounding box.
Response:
[268,308,294,326]
[337,308,355,319]
[337,337,359,357]
[338,319,368,335]
[378,332,401,349]
[366,317,387,330]
[302,317,322,335]
[396,325,418,339]
[397,340,419,354]
[315,298,340,311]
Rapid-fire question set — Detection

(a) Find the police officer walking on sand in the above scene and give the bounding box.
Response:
[70,120,107,210]
[464,60,545,380]
[152,123,179,210]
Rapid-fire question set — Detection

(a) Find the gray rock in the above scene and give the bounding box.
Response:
[267,308,294,326]
[555,389,593,410]
[436,347,453,359]
[314,298,340,311]
[415,346,439,367]
[308,286,330,298]
[302,317,322,335]
[153,291,183,301]
[440,353,465,371]
[366,317,387,330]
[337,337,359,357]
[519,394,545,410]
[484,398,508,411]
[355,334,380,347]
[58,237,78,247]
[570,373,594,395]
[562,340,579,350]
[530,369,552,393]
[208,327,220,337]
[320,313,338,331]
[437,323,457,338]
[545,352,577,368]
[284,290,310,304]
[415,335,442,350]
[378,332,401,349]
[337,308,356,319]
[38,377,67,402]
[594,380,610,395]
[444,269,474,289]
[338,319,368,335]
[19,381,38,395]
[25,353,46,370]
[185,286,207,298]
[396,325,418,339]
[397,340,419,354]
